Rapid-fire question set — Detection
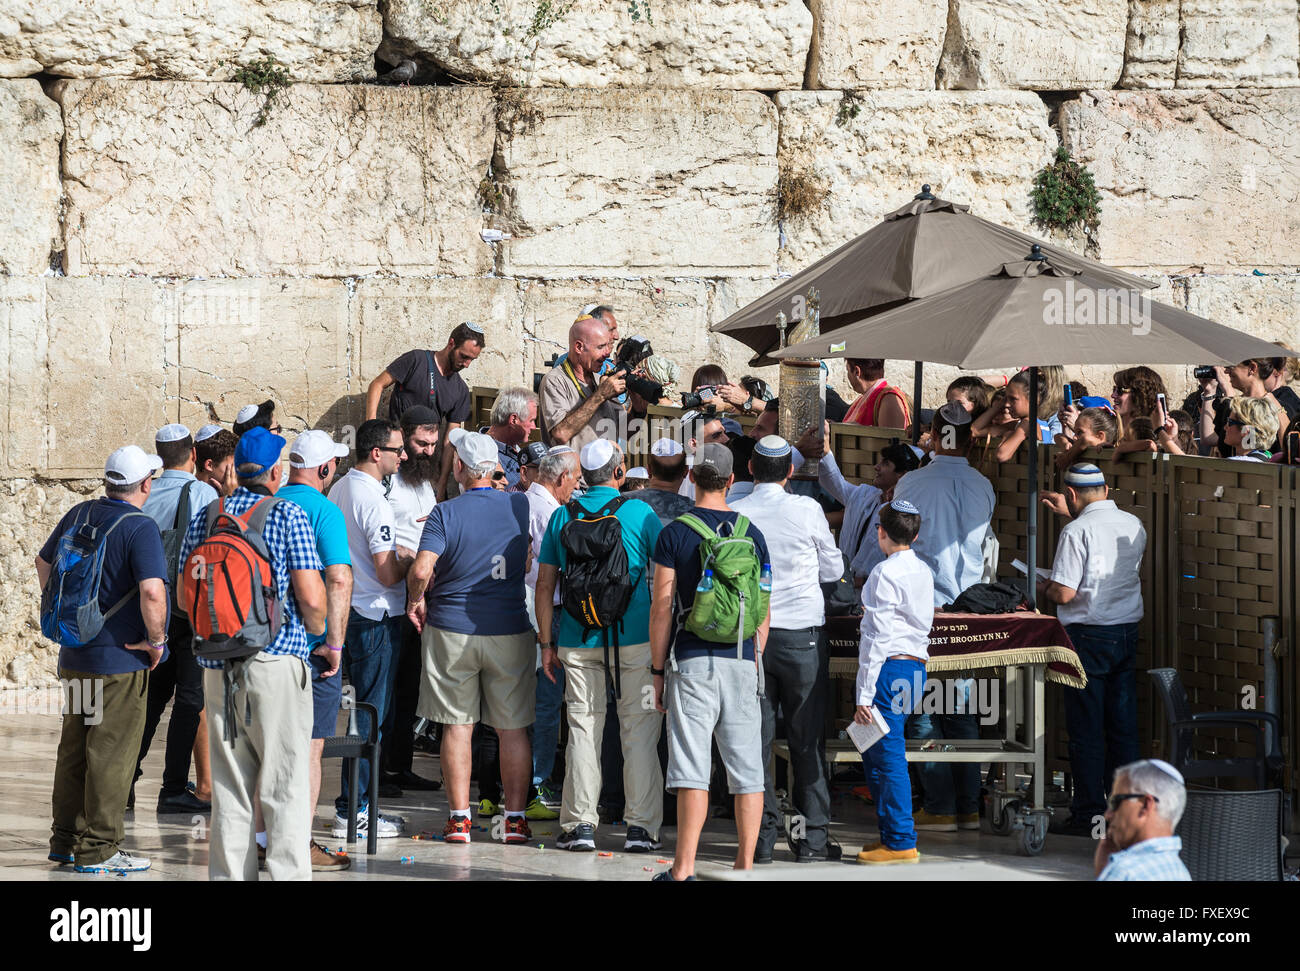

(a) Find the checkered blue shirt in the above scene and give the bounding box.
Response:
[179,487,324,668]
[1097,836,1191,881]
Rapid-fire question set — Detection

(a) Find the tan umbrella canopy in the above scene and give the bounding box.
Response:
[772,254,1299,368]
[711,187,1156,366]
[772,252,1297,610]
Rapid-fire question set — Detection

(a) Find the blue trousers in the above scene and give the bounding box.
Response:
[336,610,401,814]
[907,687,981,816]
[533,612,565,787]
[1064,622,1139,823]
[862,658,923,850]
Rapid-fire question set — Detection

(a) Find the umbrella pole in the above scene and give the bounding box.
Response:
[912,361,923,445]
[1026,365,1039,610]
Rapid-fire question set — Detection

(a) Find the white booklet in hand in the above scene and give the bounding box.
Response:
[1011,558,1052,581]
[846,708,890,753]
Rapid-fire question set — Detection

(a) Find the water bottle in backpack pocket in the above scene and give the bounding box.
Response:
[40,504,152,648]
[182,497,282,662]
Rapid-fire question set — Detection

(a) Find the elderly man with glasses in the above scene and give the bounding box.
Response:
[1094,759,1191,881]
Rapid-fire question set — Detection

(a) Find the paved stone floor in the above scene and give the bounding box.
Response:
[0,708,1097,881]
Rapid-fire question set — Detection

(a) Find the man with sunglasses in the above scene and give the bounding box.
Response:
[1095,759,1190,881]
[327,419,413,840]
[278,430,354,869]
[1039,463,1147,838]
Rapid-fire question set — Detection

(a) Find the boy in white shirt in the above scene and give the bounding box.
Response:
[855,499,934,865]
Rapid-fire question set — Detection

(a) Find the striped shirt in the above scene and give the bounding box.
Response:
[179,487,324,668]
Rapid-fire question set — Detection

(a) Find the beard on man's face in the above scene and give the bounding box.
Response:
[400,449,439,486]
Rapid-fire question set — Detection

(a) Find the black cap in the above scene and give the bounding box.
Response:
[521,441,549,467]
[400,404,440,428]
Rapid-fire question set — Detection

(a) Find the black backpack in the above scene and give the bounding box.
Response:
[945,580,1030,615]
[160,481,193,614]
[560,495,637,696]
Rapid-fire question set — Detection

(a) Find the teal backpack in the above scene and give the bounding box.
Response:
[675,513,768,654]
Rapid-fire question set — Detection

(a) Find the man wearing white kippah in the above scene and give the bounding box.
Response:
[732,436,843,863]
[1040,463,1147,837]
[639,438,693,526]
[233,400,279,438]
[1095,759,1190,880]
[133,423,219,816]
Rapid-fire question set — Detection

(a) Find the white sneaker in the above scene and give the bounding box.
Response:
[332,806,405,839]
[74,850,150,873]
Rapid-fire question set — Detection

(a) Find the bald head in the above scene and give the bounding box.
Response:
[569,316,614,374]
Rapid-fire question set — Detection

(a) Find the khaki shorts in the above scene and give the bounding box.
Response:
[419,627,537,730]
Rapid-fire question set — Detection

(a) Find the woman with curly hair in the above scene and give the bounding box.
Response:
[1111,367,1166,435]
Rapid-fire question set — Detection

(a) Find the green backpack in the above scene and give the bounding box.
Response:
[676,513,769,654]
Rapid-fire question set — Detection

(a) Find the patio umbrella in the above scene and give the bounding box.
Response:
[773,250,1299,608]
[711,186,1156,367]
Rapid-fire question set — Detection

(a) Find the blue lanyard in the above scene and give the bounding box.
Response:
[468,487,494,492]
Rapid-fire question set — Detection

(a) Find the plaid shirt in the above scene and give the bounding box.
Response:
[179,487,324,668]
[1097,836,1191,881]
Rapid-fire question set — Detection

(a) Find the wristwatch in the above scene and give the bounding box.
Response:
[149,640,167,652]
[743,394,755,413]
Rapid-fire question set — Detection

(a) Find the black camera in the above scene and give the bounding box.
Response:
[1194,365,1218,382]
[740,375,772,402]
[533,353,560,394]
[680,386,718,410]
[610,336,664,403]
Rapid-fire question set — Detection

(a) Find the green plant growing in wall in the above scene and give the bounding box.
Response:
[1031,146,1101,234]
[222,56,292,128]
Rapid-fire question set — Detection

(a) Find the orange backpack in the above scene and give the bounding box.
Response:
[182,497,282,663]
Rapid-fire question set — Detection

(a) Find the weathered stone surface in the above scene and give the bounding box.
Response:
[1182,273,1300,349]
[0,1,382,81]
[174,279,352,437]
[380,0,811,89]
[1121,1,1300,89]
[498,89,778,278]
[0,81,61,275]
[0,478,101,688]
[354,277,524,418]
[0,278,47,477]
[789,0,948,89]
[775,90,1055,271]
[937,0,1128,90]
[55,81,495,278]
[1061,89,1300,272]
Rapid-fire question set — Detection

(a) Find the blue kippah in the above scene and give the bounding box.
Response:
[754,435,791,457]
[1064,463,1106,488]
[890,498,919,515]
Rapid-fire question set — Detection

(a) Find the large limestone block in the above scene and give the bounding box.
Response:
[354,277,525,420]
[380,0,811,89]
[55,81,495,278]
[0,479,102,688]
[1121,1,1300,89]
[1182,273,1300,349]
[937,0,1128,90]
[174,279,352,437]
[1061,90,1300,272]
[41,278,176,478]
[0,1,382,81]
[0,278,47,476]
[804,0,946,90]
[776,91,1055,271]
[0,81,61,275]
[498,89,778,278]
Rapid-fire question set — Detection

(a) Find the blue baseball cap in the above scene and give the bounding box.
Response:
[233,425,286,476]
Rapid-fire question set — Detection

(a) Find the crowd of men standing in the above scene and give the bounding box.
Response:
[37,305,1185,881]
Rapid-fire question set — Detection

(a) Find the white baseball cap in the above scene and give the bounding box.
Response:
[650,437,684,457]
[289,430,349,469]
[104,445,163,486]
[195,424,224,443]
[580,438,617,471]
[448,427,498,472]
[155,423,191,443]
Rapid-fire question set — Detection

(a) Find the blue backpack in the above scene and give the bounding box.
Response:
[40,503,151,648]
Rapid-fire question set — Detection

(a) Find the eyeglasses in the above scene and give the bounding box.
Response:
[268,424,283,435]
[491,471,506,481]
[1112,387,1131,396]
[1226,418,1247,428]
[375,446,405,454]
[1107,792,1156,812]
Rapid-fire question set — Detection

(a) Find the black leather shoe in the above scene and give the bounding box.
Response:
[393,770,441,791]
[378,782,403,799]
[791,839,843,863]
[126,786,135,812]
[157,789,211,814]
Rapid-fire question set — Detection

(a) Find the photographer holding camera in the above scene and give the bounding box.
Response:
[681,365,766,418]
[539,313,627,454]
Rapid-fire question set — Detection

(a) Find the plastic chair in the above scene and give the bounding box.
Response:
[1147,668,1283,788]
[1177,788,1284,881]
[320,700,381,856]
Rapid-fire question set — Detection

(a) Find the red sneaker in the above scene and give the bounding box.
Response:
[503,816,532,845]
[443,816,472,844]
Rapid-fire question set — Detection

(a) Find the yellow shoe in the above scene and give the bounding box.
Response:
[859,840,882,853]
[956,813,980,831]
[857,845,921,865]
[913,810,957,831]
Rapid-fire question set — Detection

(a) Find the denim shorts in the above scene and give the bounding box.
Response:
[309,653,343,740]
[665,654,763,795]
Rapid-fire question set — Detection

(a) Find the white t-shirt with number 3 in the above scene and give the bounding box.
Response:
[329,468,404,621]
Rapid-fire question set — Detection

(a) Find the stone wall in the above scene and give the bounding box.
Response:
[2,1,1298,684]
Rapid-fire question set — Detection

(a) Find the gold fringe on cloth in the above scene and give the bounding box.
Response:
[925,644,1087,689]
